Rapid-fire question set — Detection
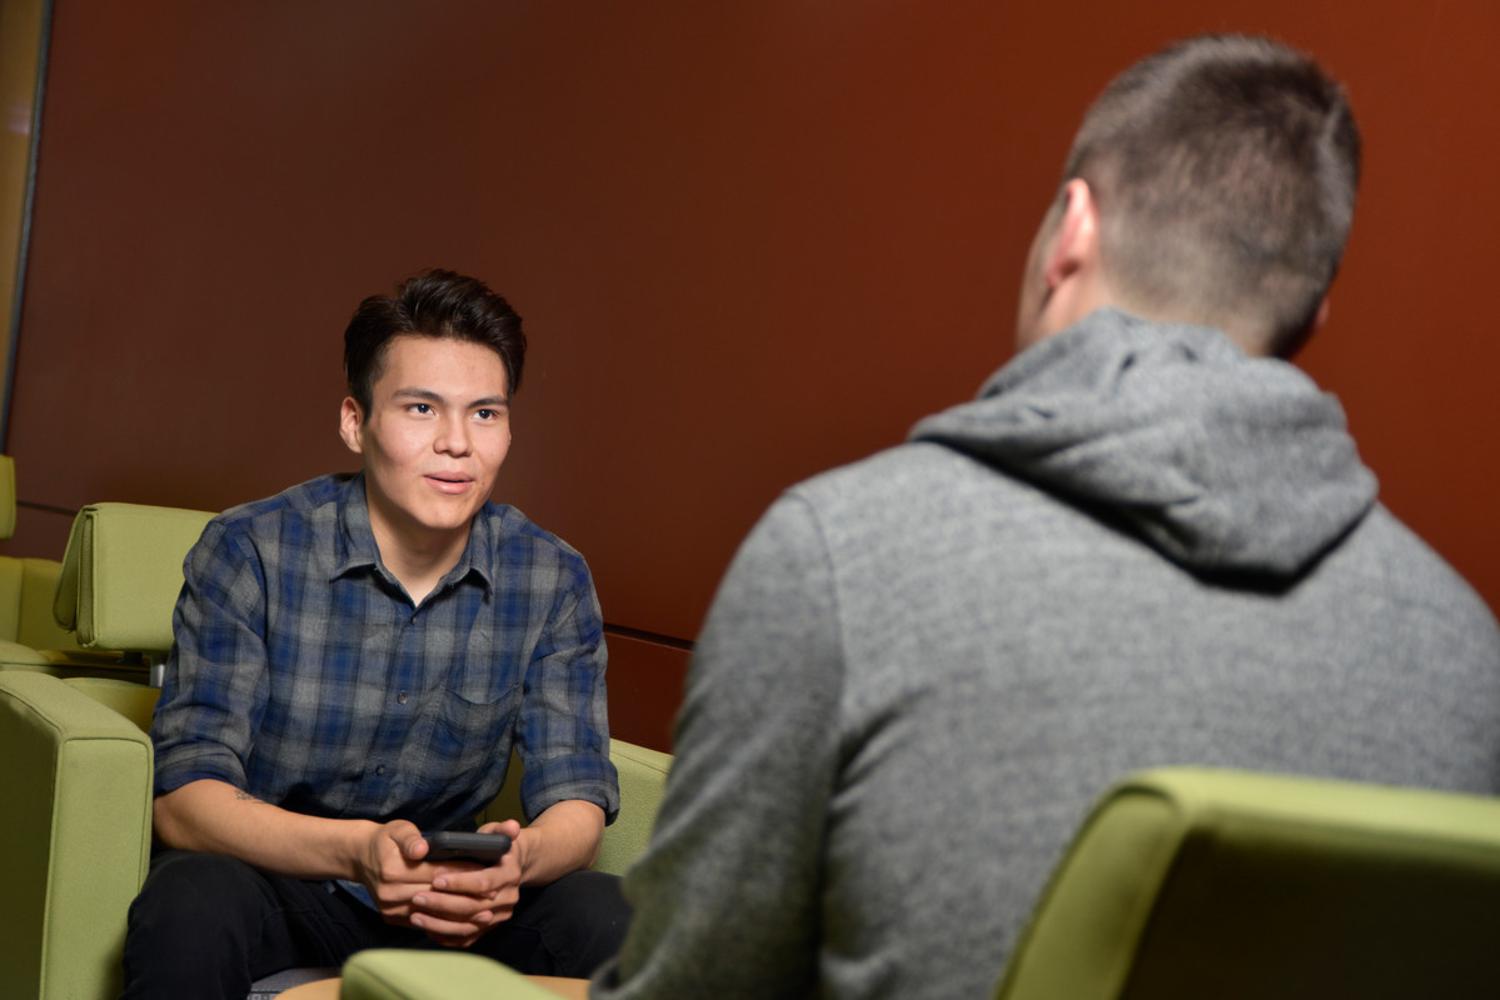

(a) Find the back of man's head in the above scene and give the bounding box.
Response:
[1064,34,1360,356]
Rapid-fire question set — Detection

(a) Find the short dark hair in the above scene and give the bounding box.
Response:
[343,269,526,412]
[1062,34,1360,355]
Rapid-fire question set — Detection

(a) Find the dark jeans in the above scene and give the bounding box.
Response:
[121,849,631,1000]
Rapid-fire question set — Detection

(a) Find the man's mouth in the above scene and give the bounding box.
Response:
[425,473,474,494]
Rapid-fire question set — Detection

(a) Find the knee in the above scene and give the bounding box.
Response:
[128,850,267,939]
[547,871,633,969]
[547,870,631,921]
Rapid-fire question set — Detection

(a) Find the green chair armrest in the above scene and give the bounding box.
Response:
[0,636,49,666]
[594,738,672,876]
[342,951,563,1000]
[0,670,153,1000]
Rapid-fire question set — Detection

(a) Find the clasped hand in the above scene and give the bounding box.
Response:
[358,818,524,948]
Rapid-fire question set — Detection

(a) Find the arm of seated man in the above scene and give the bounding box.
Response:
[154,778,494,943]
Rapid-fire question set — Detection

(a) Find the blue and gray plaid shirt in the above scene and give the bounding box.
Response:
[151,473,618,832]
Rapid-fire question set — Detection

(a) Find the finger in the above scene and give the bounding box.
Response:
[386,819,422,842]
[489,890,518,922]
[381,861,441,882]
[430,866,502,896]
[477,818,522,839]
[432,845,519,893]
[410,910,492,939]
[371,878,446,914]
[397,830,429,862]
[427,929,484,949]
[411,888,499,921]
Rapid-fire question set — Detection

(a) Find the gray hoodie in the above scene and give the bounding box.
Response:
[595,309,1500,1000]
[913,308,1375,577]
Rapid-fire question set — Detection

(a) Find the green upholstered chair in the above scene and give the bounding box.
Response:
[0,663,669,1000]
[0,455,88,664]
[995,768,1500,999]
[342,768,1500,1000]
[0,501,211,998]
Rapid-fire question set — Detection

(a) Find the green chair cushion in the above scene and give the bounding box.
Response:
[62,676,161,734]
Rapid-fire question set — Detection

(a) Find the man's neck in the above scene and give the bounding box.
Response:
[365,495,472,606]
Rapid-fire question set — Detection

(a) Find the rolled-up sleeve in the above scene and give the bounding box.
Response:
[151,521,270,796]
[517,553,619,823]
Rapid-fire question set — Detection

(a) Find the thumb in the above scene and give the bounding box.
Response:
[388,820,428,861]
[477,818,522,839]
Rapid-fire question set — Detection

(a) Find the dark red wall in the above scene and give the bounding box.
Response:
[6,2,1498,751]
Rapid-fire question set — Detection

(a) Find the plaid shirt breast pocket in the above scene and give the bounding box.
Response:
[429,677,521,782]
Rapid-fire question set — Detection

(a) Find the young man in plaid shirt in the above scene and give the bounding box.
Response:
[124,270,626,999]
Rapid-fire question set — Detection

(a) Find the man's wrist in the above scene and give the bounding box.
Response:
[343,819,383,881]
[513,826,539,885]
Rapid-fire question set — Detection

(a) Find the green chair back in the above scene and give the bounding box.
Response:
[54,503,215,652]
[0,454,16,540]
[997,768,1500,1000]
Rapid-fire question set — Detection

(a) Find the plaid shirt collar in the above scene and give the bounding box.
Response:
[329,473,496,599]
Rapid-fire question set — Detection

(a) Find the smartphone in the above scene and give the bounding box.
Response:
[422,830,513,864]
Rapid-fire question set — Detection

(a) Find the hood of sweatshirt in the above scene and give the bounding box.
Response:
[909,309,1377,577]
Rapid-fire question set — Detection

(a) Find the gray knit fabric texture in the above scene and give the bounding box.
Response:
[594,309,1500,1000]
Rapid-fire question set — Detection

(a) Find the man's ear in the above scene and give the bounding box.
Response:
[338,397,365,456]
[1270,294,1332,359]
[1312,295,1331,333]
[1043,178,1102,291]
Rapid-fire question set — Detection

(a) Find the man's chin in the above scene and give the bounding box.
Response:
[397,495,484,536]
[419,508,481,534]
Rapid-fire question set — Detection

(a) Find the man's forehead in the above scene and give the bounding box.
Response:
[373,335,510,396]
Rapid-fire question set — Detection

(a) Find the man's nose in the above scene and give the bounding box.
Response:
[434,414,472,455]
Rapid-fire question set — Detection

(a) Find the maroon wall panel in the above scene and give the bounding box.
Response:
[603,633,690,754]
[6,2,1498,747]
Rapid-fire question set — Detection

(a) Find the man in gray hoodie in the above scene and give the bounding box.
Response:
[592,34,1500,999]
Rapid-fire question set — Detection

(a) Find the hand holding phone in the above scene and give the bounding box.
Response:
[421,830,513,864]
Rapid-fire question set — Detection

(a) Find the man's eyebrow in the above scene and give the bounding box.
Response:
[393,387,443,403]
[391,387,509,408]
[469,395,510,408]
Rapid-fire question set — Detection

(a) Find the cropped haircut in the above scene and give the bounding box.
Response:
[1062,34,1360,355]
[344,269,526,413]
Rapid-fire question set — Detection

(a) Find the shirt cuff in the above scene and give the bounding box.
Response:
[153,746,248,797]
[521,753,621,824]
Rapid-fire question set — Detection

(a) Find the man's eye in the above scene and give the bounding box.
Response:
[475,408,501,421]
[409,403,433,415]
